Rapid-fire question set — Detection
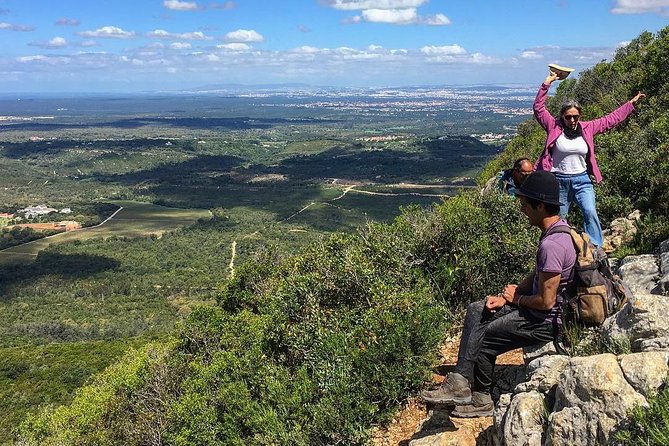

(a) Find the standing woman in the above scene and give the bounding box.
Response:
[534,70,645,247]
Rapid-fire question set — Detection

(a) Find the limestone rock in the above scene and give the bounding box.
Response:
[602,212,639,253]
[492,393,512,445]
[603,293,669,349]
[502,391,545,446]
[638,336,669,352]
[618,254,660,295]
[618,351,669,397]
[545,406,589,446]
[523,341,558,364]
[548,354,647,445]
[515,355,569,395]
[659,238,669,295]
[491,365,526,401]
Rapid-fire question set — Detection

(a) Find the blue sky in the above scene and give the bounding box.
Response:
[0,0,667,93]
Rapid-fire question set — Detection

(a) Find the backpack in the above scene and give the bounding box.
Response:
[544,225,632,326]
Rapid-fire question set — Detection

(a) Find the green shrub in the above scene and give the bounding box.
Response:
[616,377,669,445]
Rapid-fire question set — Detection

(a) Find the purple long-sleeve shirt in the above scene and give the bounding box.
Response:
[533,82,635,183]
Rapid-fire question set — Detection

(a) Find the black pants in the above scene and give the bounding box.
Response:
[454,300,555,393]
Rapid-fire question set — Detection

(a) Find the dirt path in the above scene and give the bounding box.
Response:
[371,338,524,446]
[228,240,237,278]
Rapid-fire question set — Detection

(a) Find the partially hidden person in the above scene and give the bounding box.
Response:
[496,157,533,197]
[534,70,645,247]
[421,171,576,417]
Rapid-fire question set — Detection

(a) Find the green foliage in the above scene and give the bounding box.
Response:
[616,377,669,445]
[18,185,541,444]
[0,226,54,250]
[480,25,669,253]
[0,338,152,443]
[562,324,631,357]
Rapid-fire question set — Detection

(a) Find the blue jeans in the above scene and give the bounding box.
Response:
[554,172,603,247]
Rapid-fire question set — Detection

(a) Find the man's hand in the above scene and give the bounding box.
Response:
[544,71,559,85]
[485,295,506,312]
[502,284,518,304]
[629,91,645,104]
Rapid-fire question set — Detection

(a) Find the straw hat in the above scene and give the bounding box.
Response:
[548,63,574,80]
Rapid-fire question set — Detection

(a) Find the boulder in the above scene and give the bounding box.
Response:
[659,238,669,295]
[515,355,569,395]
[522,341,558,364]
[603,293,669,350]
[545,406,589,446]
[547,354,646,446]
[502,391,545,446]
[638,337,669,352]
[618,254,660,295]
[492,393,512,445]
[618,351,669,397]
[601,212,639,253]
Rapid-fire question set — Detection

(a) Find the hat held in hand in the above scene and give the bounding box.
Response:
[548,63,574,80]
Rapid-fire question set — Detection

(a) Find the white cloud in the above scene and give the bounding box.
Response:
[362,8,418,24]
[342,15,363,24]
[617,40,631,48]
[77,26,135,39]
[209,1,236,9]
[56,18,80,26]
[0,22,35,32]
[469,53,499,64]
[520,50,543,59]
[423,14,450,25]
[217,43,251,51]
[147,29,212,40]
[163,0,198,11]
[291,45,322,54]
[420,45,467,56]
[611,0,669,14]
[17,55,48,62]
[179,31,212,40]
[170,42,192,50]
[29,36,68,49]
[326,0,426,10]
[225,29,264,42]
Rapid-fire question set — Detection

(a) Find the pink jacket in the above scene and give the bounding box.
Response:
[533,82,635,183]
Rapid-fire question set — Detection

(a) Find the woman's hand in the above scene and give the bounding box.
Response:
[544,71,559,85]
[629,91,646,104]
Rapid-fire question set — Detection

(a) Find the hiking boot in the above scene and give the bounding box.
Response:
[420,372,472,405]
[451,391,494,418]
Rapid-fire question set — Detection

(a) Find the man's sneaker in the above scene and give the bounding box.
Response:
[420,372,472,405]
[451,391,494,418]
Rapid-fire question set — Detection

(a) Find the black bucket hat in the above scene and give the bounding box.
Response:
[515,171,563,206]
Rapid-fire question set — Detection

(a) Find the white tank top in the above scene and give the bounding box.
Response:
[551,133,588,174]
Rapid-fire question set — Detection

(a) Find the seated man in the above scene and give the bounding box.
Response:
[497,157,533,197]
[421,171,576,417]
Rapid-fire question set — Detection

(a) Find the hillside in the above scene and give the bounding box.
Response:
[12,25,669,446]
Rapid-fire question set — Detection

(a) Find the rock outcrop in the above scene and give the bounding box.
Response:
[411,238,669,445]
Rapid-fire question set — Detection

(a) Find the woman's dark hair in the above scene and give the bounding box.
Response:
[525,196,561,216]
[560,100,582,116]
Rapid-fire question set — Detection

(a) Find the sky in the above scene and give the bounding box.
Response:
[0,0,667,93]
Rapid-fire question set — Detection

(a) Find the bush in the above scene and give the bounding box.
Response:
[616,377,669,445]
[18,187,542,445]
